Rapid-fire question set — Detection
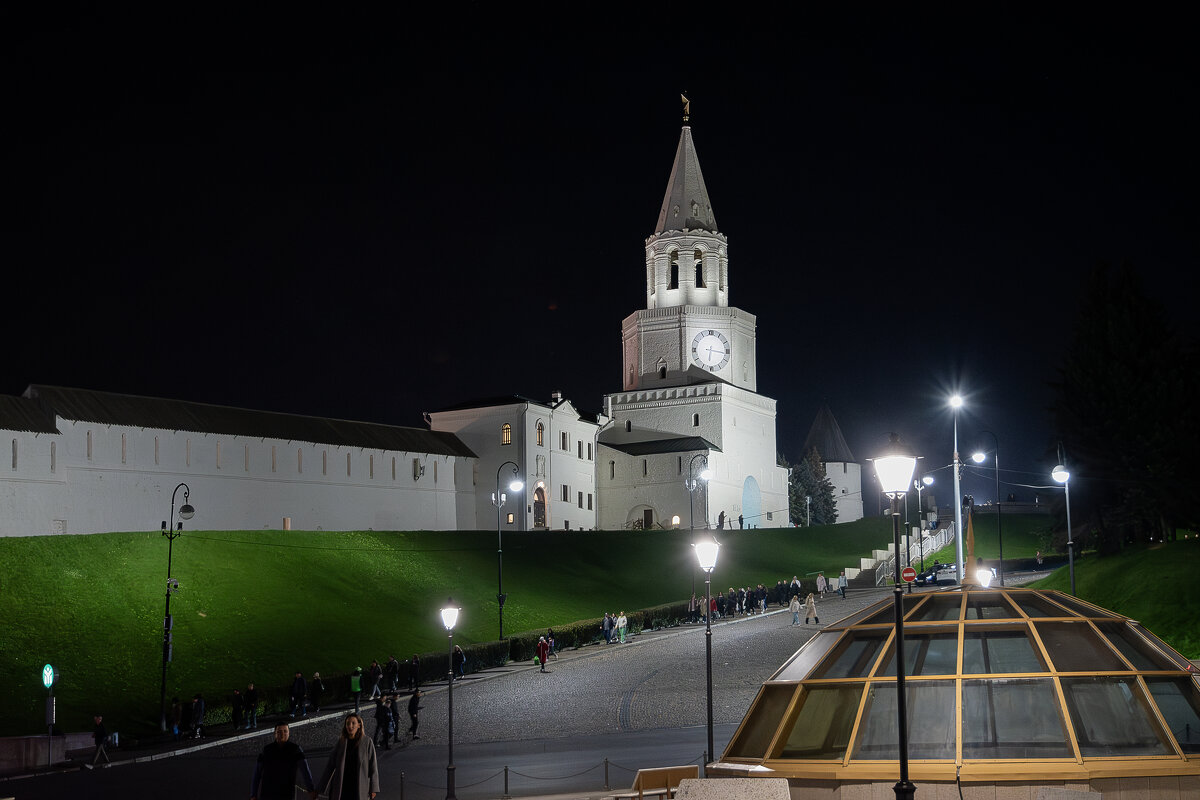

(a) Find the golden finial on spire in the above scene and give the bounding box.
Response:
[681,93,690,122]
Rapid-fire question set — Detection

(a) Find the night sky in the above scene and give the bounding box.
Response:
[4,13,1194,510]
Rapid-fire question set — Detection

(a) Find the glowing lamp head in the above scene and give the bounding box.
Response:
[694,540,721,573]
[440,598,460,631]
[972,452,986,464]
[873,434,918,498]
[1052,465,1070,484]
[950,395,964,410]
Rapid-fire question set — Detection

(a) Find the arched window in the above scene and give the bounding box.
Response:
[536,421,544,447]
[502,423,512,445]
[298,448,303,473]
[625,420,632,433]
[50,441,56,473]
[10,439,15,470]
[695,250,705,287]
[669,263,679,289]
[692,413,700,427]
[659,366,667,379]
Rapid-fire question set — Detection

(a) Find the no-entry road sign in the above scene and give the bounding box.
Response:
[901,566,917,583]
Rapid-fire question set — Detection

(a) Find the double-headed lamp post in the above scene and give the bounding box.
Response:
[1052,454,1076,596]
[873,434,918,800]
[971,430,1004,586]
[949,395,966,585]
[915,476,933,572]
[491,461,524,640]
[441,598,460,800]
[685,453,714,597]
[158,483,195,732]
[694,538,720,768]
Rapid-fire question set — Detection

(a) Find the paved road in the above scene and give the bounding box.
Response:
[5,587,899,799]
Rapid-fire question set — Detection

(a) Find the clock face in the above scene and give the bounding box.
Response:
[691,329,731,371]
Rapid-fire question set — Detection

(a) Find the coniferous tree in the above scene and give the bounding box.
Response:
[1052,263,1198,551]
[783,448,838,526]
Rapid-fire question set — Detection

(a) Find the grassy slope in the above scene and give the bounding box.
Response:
[3,515,1194,737]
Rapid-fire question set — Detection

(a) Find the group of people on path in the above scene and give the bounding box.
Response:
[250,714,382,800]
[369,689,423,751]
[169,693,210,740]
[789,592,820,625]
[601,612,628,644]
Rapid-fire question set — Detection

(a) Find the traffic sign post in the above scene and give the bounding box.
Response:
[901,566,917,593]
[43,664,55,767]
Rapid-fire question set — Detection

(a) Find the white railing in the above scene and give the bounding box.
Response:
[875,523,957,587]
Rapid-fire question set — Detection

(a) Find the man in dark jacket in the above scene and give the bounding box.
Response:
[368,660,384,699]
[407,655,421,691]
[245,682,259,730]
[384,655,400,692]
[289,671,307,718]
[408,690,423,739]
[250,723,316,800]
[190,694,206,739]
[87,714,110,768]
[231,688,245,730]
[390,694,403,744]
[373,697,392,750]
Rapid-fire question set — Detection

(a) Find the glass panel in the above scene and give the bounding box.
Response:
[1044,592,1116,618]
[1129,623,1194,670]
[909,595,963,622]
[773,632,840,682]
[859,594,924,626]
[879,631,959,676]
[852,681,956,760]
[827,601,892,629]
[726,684,797,759]
[810,630,889,679]
[1097,622,1180,671]
[1146,677,1200,754]
[1060,676,1171,756]
[962,678,1072,758]
[778,684,864,759]
[1035,622,1126,672]
[963,628,1046,674]
[1011,593,1074,618]
[965,592,1016,619]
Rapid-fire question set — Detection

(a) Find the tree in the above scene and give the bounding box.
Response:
[1051,263,1199,552]
[782,448,838,526]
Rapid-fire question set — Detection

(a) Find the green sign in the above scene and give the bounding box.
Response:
[42,663,55,689]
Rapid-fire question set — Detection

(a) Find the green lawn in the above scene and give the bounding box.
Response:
[2,516,1195,739]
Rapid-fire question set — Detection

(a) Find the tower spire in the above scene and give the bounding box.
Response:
[681,92,690,122]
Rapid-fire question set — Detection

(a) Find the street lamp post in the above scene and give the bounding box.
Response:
[805,495,811,527]
[491,461,524,640]
[685,453,713,597]
[694,538,720,769]
[915,476,932,573]
[158,482,195,732]
[873,434,918,800]
[971,431,1004,586]
[441,599,460,800]
[950,395,966,585]
[1052,450,1076,596]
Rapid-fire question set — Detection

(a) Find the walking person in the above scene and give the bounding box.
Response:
[452,644,466,678]
[804,592,819,625]
[816,572,827,595]
[289,670,308,718]
[231,687,245,730]
[546,628,558,660]
[190,693,206,739]
[309,672,325,713]
[602,612,613,644]
[384,656,400,693]
[407,655,421,691]
[87,713,111,768]
[616,611,628,643]
[367,660,384,700]
[250,722,317,800]
[407,690,423,739]
[316,713,380,800]
[789,593,801,625]
[389,695,403,745]
[245,682,259,730]
[372,697,392,750]
[171,696,183,739]
[536,636,550,672]
[838,570,848,598]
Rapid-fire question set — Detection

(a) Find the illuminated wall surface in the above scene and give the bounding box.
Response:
[719,587,1200,783]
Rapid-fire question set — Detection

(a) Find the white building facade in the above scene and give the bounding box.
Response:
[426,393,599,531]
[0,386,476,536]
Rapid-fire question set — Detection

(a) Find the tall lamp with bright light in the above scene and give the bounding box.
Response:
[158,483,195,732]
[491,461,524,639]
[915,475,933,573]
[971,430,1004,586]
[694,538,720,769]
[685,453,713,597]
[873,434,918,800]
[441,598,461,800]
[949,395,966,585]
[1052,453,1076,596]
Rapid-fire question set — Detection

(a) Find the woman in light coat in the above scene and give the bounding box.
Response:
[317,713,380,800]
[789,593,801,625]
[804,592,819,625]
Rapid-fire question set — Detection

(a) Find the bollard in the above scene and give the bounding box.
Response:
[400,770,405,800]
[702,751,707,779]
[502,765,512,799]
[604,757,610,790]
